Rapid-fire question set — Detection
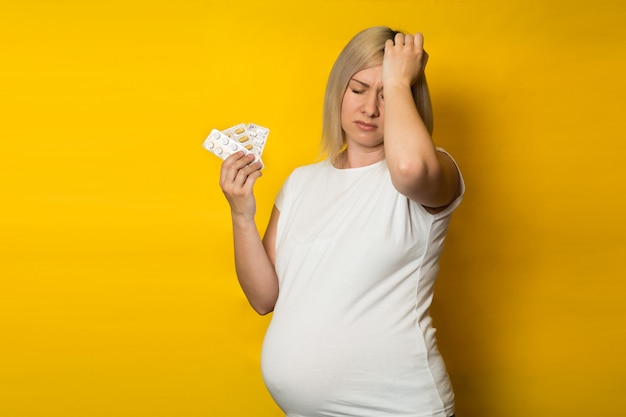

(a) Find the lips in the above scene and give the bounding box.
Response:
[355,120,378,130]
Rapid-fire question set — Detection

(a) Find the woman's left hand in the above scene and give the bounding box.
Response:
[382,32,428,89]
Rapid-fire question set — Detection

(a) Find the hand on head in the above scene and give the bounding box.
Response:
[382,32,429,89]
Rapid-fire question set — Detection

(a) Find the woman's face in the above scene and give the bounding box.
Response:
[340,65,385,151]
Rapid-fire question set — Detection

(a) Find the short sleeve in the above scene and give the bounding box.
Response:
[274,173,292,212]
[432,147,465,220]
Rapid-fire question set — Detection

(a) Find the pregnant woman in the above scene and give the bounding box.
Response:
[218,26,464,417]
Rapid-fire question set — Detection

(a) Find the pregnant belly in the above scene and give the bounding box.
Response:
[259,314,435,416]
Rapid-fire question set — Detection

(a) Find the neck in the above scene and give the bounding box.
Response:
[336,148,384,169]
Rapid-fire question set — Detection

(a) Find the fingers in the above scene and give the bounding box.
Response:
[220,151,262,191]
[412,32,424,49]
[217,151,263,218]
[235,159,263,189]
[388,31,427,72]
[221,151,254,179]
[394,32,404,46]
[384,37,394,51]
[392,32,424,49]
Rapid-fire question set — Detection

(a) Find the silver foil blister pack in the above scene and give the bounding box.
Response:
[203,123,270,165]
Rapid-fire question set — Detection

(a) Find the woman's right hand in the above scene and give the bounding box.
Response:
[382,32,428,90]
[219,152,263,219]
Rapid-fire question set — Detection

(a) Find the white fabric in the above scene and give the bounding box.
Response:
[261,153,464,417]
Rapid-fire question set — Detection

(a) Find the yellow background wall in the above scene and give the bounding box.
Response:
[1,0,624,416]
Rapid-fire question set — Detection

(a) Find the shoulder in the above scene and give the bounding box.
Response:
[291,160,327,175]
[278,161,327,197]
[286,161,329,184]
[275,161,329,212]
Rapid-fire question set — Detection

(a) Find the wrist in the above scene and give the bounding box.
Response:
[382,80,413,93]
[231,211,256,224]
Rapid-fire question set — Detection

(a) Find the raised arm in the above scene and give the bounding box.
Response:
[219,152,279,315]
[382,32,460,210]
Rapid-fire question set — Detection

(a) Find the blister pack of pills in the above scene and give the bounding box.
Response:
[202,122,270,164]
[245,123,270,157]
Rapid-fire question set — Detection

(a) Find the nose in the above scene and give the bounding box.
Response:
[361,92,380,118]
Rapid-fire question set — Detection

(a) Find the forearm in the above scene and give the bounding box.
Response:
[231,214,279,315]
[383,84,441,184]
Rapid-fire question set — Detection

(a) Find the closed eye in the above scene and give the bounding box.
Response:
[349,77,383,98]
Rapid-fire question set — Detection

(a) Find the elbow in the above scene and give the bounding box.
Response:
[249,297,276,316]
[390,160,445,203]
[395,159,427,179]
[392,159,433,190]
[252,303,274,316]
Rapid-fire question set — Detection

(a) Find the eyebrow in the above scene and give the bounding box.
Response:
[350,78,369,87]
[350,77,383,92]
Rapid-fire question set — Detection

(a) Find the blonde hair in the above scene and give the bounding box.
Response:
[321,26,434,163]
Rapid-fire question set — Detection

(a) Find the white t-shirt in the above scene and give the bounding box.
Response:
[261,154,464,417]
